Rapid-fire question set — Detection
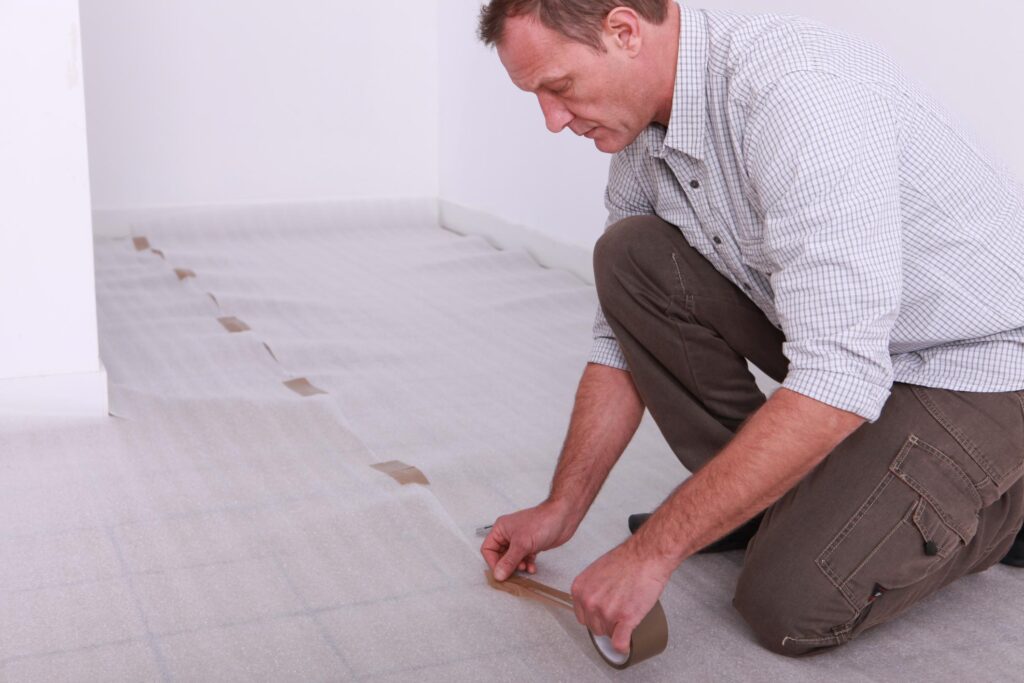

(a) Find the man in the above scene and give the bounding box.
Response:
[478,0,1024,658]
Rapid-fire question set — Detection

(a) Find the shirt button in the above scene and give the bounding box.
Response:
[690,180,700,189]
[713,236,722,245]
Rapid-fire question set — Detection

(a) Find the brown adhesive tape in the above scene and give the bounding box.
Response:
[484,570,668,670]
[218,316,251,333]
[588,598,668,670]
[371,460,430,486]
[132,236,151,251]
[485,569,573,610]
[174,268,196,281]
[283,377,327,397]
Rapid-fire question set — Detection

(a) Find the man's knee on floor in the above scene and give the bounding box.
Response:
[733,567,863,658]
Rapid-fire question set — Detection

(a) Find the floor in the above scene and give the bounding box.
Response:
[0,199,1020,681]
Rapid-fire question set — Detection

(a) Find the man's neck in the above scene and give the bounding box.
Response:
[651,2,681,127]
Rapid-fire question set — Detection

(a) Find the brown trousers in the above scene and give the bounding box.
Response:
[593,215,1024,656]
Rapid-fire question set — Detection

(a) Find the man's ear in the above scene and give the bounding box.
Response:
[604,8,643,56]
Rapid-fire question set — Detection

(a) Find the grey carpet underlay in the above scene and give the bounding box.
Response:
[1,199,1019,681]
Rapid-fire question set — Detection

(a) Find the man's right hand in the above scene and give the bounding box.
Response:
[482,363,645,582]
[481,500,579,581]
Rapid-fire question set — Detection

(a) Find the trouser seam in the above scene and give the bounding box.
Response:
[911,385,1001,483]
[781,599,873,649]
[816,460,906,609]
[671,252,687,293]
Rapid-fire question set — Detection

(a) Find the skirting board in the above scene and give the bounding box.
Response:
[93,197,441,240]
[0,364,109,417]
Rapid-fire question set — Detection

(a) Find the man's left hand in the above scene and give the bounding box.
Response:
[570,543,674,654]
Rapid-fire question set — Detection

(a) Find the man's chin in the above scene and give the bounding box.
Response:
[591,130,636,154]
[592,136,626,154]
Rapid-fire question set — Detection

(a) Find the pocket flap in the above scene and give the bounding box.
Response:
[890,436,981,543]
[911,497,963,559]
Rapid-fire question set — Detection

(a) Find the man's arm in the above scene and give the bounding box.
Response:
[632,388,864,564]
[570,387,865,651]
[482,363,645,580]
[550,363,646,524]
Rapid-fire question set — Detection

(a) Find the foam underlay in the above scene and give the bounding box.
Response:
[1,199,1020,681]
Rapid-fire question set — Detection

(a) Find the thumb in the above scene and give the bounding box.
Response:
[494,544,527,581]
[611,621,634,656]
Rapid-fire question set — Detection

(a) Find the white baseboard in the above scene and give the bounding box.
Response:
[439,200,595,285]
[93,196,441,240]
[93,206,177,239]
[0,364,109,417]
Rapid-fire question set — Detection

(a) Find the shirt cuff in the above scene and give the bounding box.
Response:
[589,337,630,371]
[782,368,892,422]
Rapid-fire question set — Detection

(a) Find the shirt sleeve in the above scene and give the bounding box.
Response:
[743,70,904,422]
[588,151,656,371]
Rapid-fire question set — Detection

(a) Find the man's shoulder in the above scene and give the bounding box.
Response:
[703,9,904,104]
[704,9,818,74]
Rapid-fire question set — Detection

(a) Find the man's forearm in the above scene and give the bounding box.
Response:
[627,387,866,568]
[547,363,645,527]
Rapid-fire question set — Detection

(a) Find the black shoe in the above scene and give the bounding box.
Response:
[1000,527,1024,568]
[628,512,764,554]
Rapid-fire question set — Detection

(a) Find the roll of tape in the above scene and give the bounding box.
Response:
[485,570,669,670]
[587,600,668,670]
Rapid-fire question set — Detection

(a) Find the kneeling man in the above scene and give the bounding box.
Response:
[478,0,1024,657]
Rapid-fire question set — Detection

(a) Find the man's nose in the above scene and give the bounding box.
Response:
[537,93,573,133]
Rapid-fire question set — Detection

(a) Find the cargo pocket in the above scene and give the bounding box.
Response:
[816,434,982,611]
[911,385,1024,506]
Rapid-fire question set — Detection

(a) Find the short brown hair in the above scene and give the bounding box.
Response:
[478,0,670,52]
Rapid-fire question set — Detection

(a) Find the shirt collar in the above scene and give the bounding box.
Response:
[648,4,708,161]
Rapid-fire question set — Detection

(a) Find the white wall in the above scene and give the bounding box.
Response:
[439,0,610,253]
[81,0,439,212]
[0,0,107,414]
[438,0,1024,254]
[80,0,1024,237]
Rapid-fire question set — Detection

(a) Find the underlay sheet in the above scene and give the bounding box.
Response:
[1,199,1020,681]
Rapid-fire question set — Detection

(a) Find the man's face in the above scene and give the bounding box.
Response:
[497,14,651,154]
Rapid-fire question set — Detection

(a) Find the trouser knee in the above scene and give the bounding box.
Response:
[593,215,681,316]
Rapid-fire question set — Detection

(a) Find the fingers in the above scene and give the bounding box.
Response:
[515,553,538,574]
[483,519,529,582]
[479,509,547,580]
[494,542,529,581]
[480,525,509,572]
[570,577,587,627]
[572,598,587,628]
[611,621,635,655]
[571,577,617,640]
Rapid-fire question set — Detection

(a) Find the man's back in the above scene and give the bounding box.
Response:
[602,6,1024,419]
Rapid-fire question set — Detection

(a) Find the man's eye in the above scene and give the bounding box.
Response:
[553,82,571,94]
